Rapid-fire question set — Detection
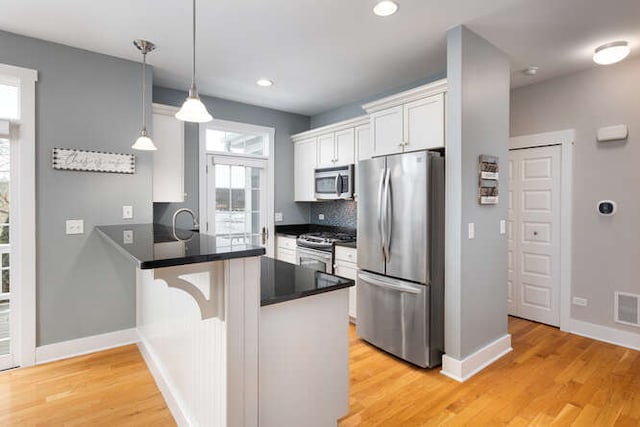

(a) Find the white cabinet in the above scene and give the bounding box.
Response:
[294,138,317,202]
[334,245,357,321]
[317,129,355,168]
[363,80,447,157]
[276,235,297,264]
[356,124,372,162]
[152,103,185,202]
[371,105,404,157]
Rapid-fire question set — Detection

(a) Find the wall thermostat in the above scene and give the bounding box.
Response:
[597,200,617,216]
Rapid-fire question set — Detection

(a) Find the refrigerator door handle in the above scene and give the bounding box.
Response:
[358,272,423,295]
[377,168,387,261]
[383,168,392,260]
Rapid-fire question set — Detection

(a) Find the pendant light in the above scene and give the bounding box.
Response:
[132,39,157,151]
[175,0,213,123]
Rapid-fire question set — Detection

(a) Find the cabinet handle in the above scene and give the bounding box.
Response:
[398,142,404,147]
[404,140,409,146]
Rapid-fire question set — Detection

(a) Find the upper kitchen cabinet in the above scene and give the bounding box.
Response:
[355,124,372,161]
[293,138,317,202]
[291,115,368,201]
[363,79,447,157]
[152,103,185,203]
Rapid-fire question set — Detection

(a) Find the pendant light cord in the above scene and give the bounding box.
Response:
[192,0,196,90]
[142,50,147,132]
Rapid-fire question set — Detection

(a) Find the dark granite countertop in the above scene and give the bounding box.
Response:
[97,223,265,269]
[275,224,356,238]
[260,256,354,306]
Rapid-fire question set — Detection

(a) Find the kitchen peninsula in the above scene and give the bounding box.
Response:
[97,224,353,427]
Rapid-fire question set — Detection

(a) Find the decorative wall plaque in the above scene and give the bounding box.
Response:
[479,154,499,205]
[52,148,135,174]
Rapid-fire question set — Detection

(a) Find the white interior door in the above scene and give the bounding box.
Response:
[508,145,561,326]
[207,155,268,249]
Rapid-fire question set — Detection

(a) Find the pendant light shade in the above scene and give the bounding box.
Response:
[132,39,157,151]
[176,0,213,123]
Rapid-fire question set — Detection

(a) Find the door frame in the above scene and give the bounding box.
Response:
[509,129,574,331]
[199,119,275,257]
[0,63,38,368]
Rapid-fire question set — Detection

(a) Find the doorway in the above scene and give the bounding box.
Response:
[199,119,275,257]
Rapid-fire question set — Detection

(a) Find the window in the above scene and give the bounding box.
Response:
[206,129,268,157]
[0,83,19,120]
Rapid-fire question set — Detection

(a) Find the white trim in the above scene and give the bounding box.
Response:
[565,318,640,352]
[291,115,369,142]
[137,337,189,426]
[440,334,512,382]
[34,328,139,365]
[509,129,574,332]
[152,102,180,116]
[199,119,275,257]
[362,79,448,114]
[0,63,38,368]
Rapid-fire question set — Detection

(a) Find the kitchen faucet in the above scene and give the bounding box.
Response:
[172,208,199,232]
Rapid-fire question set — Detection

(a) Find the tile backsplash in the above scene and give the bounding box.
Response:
[309,200,357,229]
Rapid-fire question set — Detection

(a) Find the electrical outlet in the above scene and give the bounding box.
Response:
[122,205,133,219]
[500,220,506,235]
[468,222,475,239]
[123,230,134,244]
[572,297,588,307]
[275,212,283,222]
[66,219,84,235]
[318,214,325,220]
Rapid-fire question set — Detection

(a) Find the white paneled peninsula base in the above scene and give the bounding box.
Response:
[97,224,354,427]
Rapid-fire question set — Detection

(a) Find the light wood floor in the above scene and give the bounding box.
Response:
[1,317,639,426]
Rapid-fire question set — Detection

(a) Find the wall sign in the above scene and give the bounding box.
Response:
[52,148,135,174]
[479,154,499,205]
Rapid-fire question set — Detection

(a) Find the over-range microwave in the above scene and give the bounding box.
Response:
[314,164,354,200]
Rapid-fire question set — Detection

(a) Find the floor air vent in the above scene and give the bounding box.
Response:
[615,292,640,327]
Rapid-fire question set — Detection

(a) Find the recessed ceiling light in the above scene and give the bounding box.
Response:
[593,41,630,65]
[522,66,539,76]
[373,0,398,17]
[256,79,273,87]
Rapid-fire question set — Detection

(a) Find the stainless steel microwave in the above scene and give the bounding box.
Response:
[314,164,354,200]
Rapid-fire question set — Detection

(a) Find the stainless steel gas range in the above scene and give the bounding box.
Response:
[296,231,356,274]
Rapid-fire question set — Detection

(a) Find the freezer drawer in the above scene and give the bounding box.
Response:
[356,271,431,368]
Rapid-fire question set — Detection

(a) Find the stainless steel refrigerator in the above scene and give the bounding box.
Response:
[356,150,444,368]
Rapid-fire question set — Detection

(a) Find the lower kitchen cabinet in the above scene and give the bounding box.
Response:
[334,246,357,322]
[276,235,297,264]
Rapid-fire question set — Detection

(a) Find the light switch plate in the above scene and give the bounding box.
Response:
[500,220,506,235]
[123,230,134,244]
[122,205,133,219]
[468,222,475,239]
[275,212,283,222]
[66,219,84,235]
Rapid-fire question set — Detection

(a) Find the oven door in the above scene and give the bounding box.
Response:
[297,246,333,273]
[315,165,354,200]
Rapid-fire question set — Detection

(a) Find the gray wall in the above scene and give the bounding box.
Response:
[511,56,640,334]
[310,72,446,128]
[152,87,310,228]
[0,30,153,346]
[445,26,510,360]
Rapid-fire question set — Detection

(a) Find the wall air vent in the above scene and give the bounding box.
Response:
[614,292,640,327]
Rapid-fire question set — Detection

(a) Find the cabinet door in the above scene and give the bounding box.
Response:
[334,260,358,321]
[403,93,445,151]
[316,133,335,168]
[276,247,297,265]
[334,128,355,166]
[294,138,317,201]
[372,105,403,157]
[152,106,185,202]
[355,124,372,162]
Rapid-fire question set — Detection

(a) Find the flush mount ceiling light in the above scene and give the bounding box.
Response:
[373,0,398,17]
[132,39,157,151]
[522,66,539,76]
[256,79,273,87]
[175,0,213,123]
[593,41,630,65]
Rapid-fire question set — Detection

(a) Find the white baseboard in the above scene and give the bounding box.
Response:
[440,334,512,382]
[35,328,139,365]
[564,318,640,351]
[137,336,189,427]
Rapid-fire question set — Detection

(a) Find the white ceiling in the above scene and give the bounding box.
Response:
[1,0,638,116]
